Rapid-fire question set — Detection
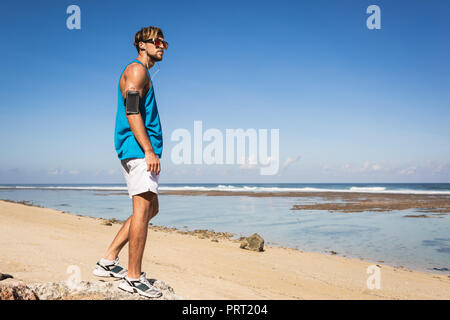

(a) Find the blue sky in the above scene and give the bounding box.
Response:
[0,0,449,183]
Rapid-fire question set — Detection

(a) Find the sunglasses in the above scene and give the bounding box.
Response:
[142,38,169,50]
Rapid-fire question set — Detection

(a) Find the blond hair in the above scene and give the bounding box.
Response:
[134,26,164,52]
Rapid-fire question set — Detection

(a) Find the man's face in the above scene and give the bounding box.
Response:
[143,37,165,62]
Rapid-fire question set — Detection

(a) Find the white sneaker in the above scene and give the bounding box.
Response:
[118,272,162,298]
[93,257,127,278]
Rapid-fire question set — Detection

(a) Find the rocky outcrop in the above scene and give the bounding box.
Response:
[0,271,181,300]
[28,279,183,300]
[0,279,39,300]
[175,228,234,241]
[240,233,264,252]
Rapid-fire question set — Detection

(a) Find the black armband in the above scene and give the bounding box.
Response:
[125,90,140,115]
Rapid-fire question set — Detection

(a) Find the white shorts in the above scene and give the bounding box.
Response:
[120,158,159,198]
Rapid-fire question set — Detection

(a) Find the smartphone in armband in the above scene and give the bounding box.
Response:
[125,90,140,115]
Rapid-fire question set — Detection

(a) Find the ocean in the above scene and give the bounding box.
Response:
[1,183,449,274]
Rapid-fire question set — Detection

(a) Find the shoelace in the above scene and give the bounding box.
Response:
[139,273,160,293]
[139,272,151,287]
[103,258,125,273]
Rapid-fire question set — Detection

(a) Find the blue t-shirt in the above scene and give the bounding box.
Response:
[114,60,163,160]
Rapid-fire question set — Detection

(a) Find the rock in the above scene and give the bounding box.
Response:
[101,218,121,226]
[0,279,39,300]
[0,273,13,281]
[240,233,264,252]
[28,279,183,300]
[403,214,432,218]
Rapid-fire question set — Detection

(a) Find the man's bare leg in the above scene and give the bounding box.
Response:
[102,193,159,263]
[103,216,132,261]
[127,191,158,279]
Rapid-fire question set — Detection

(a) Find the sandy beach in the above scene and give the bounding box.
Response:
[0,199,449,300]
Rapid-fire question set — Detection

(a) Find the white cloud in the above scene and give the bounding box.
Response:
[371,163,382,171]
[48,169,63,175]
[361,161,383,172]
[362,160,370,170]
[398,166,417,175]
[430,162,450,175]
[107,169,118,175]
[48,168,80,175]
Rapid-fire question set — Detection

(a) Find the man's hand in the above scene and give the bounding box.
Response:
[145,151,161,175]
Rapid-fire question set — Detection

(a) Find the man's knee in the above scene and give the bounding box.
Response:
[151,196,159,218]
[133,191,158,218]
[141,191,158,219]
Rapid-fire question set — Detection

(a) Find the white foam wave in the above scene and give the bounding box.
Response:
[349,187,386,192]
[0,186,127,191]
[159,185,450,195]
[1,185,449,195]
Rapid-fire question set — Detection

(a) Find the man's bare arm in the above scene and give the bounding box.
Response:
[120,64,161,174]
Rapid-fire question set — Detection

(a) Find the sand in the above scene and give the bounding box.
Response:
[0,200,449,300]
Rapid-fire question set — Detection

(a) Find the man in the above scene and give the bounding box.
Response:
[92,26,168,299]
